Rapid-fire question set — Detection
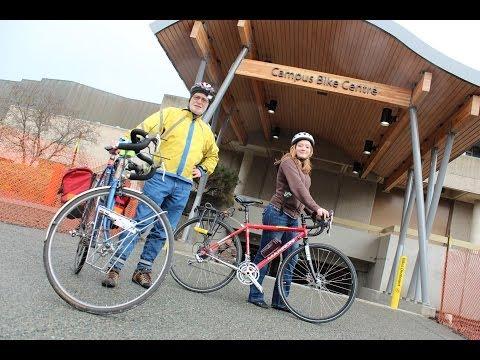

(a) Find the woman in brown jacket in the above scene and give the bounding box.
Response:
[247,132,330,310]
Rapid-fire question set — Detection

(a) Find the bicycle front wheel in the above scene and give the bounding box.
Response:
[170,216,242,293]
[43,187,174,315]
[278,243,357,323]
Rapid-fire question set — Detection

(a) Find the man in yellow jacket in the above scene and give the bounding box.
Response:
[102,82,219,288]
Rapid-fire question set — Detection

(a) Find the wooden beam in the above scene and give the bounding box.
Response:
[190,21,223,86]
[190,21,209,60]
[237,20,269,141]
[237,20,252,48]
[235,59,412,107]
[361,110,408,178]
[384,95,480,191]
[362,73,432,179]
[251,80,271,140]
[411,72,432,107]
[190,20,247,145]
[237,20,258,59]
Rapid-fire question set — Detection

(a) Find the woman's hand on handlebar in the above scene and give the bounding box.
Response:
[316,207,330,219]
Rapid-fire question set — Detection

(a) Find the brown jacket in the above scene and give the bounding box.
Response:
[270,155,321,219]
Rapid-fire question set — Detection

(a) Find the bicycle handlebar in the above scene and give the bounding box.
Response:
[119,129,158,181]
[117,129,157,154]
[305,209,334,236]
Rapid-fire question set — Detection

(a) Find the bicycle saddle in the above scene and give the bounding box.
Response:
[234,195,263,206]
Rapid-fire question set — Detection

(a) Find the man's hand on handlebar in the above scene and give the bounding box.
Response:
[316,207,330,220]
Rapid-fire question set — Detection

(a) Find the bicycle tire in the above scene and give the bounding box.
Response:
[43,186,174,315]
[170,216,242,293]
[277,243,357,323]
[73,196,98,274]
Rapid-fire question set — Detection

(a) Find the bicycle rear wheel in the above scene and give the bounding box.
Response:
[278,243,357,323]
[43,186,174,315]
[170,216,241,293]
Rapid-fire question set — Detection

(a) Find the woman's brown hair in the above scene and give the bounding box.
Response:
[274,144,313,175]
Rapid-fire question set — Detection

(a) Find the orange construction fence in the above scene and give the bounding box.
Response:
[0,144,115,229]
[437,245,480,340]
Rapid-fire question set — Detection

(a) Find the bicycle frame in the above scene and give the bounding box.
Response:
[80,154,130,260]
[200,215,312,273]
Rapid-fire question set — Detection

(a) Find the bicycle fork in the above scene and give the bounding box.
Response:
[303,242,319,283]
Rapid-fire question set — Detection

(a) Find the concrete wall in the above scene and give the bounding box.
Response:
[370,187,451,236]
[444,154,480,194]
[450,200,473,242]
[335,175,377,224]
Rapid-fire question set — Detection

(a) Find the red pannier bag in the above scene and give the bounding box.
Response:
[58,167,96,219]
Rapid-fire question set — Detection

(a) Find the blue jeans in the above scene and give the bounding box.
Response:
[111,172,192,272]
[248,204,299,307]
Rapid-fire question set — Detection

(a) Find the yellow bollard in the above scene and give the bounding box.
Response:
[390,255,408,309]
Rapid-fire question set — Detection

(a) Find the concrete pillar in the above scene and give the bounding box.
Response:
[470,200,480,245]
[234,151,254,195]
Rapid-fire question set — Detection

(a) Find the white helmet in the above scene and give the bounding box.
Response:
[291,132,315,146]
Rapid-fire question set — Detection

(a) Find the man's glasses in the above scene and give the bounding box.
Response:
[192,95,209,104]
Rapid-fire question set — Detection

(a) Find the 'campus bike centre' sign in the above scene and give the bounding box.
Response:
[235,59,411,107]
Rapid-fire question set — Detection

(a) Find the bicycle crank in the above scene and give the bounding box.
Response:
[236,261,263,293]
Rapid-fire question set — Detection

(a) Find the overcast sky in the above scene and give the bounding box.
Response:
[1,20,479,105]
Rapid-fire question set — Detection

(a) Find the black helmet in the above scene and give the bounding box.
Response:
[190,82,216,102]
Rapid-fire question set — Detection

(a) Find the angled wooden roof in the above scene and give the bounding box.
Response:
[151,20,480,191]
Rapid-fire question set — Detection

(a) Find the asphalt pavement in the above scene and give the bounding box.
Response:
[0,221,465,340]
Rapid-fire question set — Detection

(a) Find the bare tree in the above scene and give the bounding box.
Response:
[0,83,98,165]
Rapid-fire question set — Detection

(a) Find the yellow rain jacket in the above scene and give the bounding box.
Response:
[125,107,219,182]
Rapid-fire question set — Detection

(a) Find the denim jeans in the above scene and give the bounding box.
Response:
[248,203,299,307]
[111,172,192,272]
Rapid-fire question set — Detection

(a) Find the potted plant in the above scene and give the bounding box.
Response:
[183,164,239,214]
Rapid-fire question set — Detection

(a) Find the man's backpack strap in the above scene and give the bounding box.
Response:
[160,110,190,140]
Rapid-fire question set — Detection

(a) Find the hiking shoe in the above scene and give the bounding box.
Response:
[248,300,269,309]
[271,304,290,313]
[132,269,152,289]
[102,269,120,288]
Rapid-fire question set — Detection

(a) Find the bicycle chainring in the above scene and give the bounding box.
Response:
[236,261,259,285]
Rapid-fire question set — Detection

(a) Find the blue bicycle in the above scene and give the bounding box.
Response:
[43,129,174,315]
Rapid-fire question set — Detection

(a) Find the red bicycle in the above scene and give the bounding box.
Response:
[170,195,357,323]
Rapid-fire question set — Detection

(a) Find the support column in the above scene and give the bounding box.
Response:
[407,132,455,302]
[202,46,249,124]
[409,106,430,305]
[407,147,436,301]
[195,58,207,84]
[386,169,415,294]
[215,113,231,145]
[425,147,438,217]
[210,105,222,133]
[470,200,480,245]
[234,151,254,196]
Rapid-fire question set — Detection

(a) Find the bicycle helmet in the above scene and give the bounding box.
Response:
[291,132,315,146]
[190,82,216,102]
